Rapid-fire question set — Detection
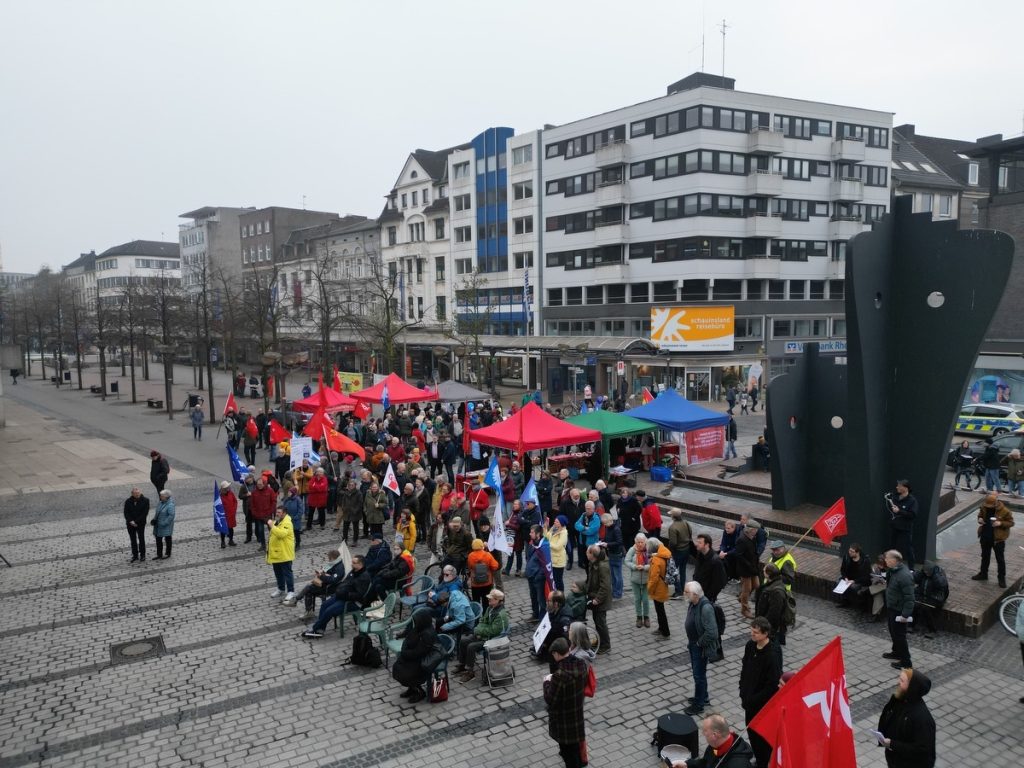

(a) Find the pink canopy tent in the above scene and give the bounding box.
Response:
[350,372,439,405]
[468,402,601,456]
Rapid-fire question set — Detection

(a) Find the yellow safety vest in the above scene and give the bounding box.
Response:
[772,551,797,592]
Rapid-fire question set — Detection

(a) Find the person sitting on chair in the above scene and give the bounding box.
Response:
[284,548,346,618]
[301,555,372,639]
[454,589,510,682]
[439,582,475,642]
[837,543,873,610]
[912,562,949,639]
[371,541,414,600]
[392,608,436,703]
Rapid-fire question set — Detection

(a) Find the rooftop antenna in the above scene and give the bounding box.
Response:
[302,194,307,210]
[719,18,729,86]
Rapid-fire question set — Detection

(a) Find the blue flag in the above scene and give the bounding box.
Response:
[213,482,228,534]
[381,382,390,411]
[520,477,539,507]
[484,454,501,493]
[534,537,555,595]
[226,442,247,482]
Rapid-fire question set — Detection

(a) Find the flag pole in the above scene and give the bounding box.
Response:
[322,424,339,479]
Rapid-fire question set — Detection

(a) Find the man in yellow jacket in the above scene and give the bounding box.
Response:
[267,506,296,603]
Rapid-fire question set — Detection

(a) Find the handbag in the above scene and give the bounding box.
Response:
[420,642,446,673]
[583,664,597,697]
[429,671,449,703]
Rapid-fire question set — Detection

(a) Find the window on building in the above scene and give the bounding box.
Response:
[585,286,603,305]
[653,281,678,302]
[455,194,471,211]
[939,195,952,217]
[999,166,1009,189]
[455,226,472,243]
[832,318,846,336]
[512,145,533,165]
[412,191,418,206]
[829,280,845,300]
[453,162,471,179]
[434,218,445,240]
[607,284,626,304]
[968,162,979,186]
[734,318,764,339]
[712,279,742,300]
[240,226,246,238]
[809,280,825,300]
[566,287,583,306]
[387,227,397,246]
[513,251,534,269]
[919,193,933,213]
[630,283,649,303]
[436,296,446,321]
[513,216,533,235]
[455,257,473,274]
[789,280,805,299]
[513,181,533,200]
[768,280,786,300]
[401,194,408,209]
[547,288,563,307]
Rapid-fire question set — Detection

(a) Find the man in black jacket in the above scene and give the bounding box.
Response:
[734,526,760,618]
[670,714,754,768]
[888,479,918,571]
[692,534,728,603]
[616,486,642,547]
[149,451,169,494]
[123,487,150,562]
[302,555,372,638]
[739,617,782,768]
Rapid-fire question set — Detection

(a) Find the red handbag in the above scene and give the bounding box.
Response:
[429,671,449,703]
[583,665,597,698]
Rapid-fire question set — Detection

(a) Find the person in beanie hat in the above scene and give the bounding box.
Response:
[972,492,1014,588]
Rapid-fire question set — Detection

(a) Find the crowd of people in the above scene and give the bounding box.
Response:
[115,388,1017,768]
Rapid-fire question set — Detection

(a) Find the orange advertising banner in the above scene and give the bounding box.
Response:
[650,306,735,351]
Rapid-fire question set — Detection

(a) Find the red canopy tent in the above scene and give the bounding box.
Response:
[469,402,601,456]
[350,372,439,405]
[292,374,357,414]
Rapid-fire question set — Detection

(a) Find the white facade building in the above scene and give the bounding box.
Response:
[94,240,181,306]
[540,73,892,394]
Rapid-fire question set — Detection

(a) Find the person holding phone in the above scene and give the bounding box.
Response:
[972,492,1014,588]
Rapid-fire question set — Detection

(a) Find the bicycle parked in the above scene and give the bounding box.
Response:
[998,547,1024,635]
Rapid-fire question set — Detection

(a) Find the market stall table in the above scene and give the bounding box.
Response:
[547,452,592,474]
[622,442,680,465]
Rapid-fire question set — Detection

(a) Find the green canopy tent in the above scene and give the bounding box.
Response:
[566,410,661,476]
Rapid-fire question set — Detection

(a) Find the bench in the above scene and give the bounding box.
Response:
[146,398,163,409]
[89,385,103,394]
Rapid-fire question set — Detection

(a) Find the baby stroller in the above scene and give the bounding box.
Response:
[481,636,515,689]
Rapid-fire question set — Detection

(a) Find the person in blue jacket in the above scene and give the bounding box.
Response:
[153,489,176,560]
[574,501,601,571]
[282,486,305,551]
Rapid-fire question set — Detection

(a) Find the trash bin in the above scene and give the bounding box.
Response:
[110,382,119,393]
[63,371,71,382]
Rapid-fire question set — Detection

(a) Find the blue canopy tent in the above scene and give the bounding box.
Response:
[626,388,728,431]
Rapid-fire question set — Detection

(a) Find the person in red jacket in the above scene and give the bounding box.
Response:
[470,481,491,537]
[638,491,663,540]
[249,476,278,552]
[219,481,238,549]
[306,467,329,531]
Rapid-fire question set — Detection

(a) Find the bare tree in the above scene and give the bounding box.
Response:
[241,261,285,410]
[442,269,496,387]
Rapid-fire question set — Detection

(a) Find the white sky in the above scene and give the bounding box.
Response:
[1,0,1021,273]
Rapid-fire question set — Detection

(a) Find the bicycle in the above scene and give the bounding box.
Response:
[998,547,1024,635]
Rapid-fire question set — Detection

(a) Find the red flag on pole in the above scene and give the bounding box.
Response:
[749,637,856,768]
[767,710,792,768]
[641,386,655,404]
[353,399,371,420]
[812,498,848,547]
[302,407,334,439]
[267,419,290,445]
[322,427,366,461]
[462,408,472,454]
[332,365,341,392]
[223,391,237,417]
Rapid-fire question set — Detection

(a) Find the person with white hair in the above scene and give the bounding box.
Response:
[152,489,176,560]
[682,581,718,716]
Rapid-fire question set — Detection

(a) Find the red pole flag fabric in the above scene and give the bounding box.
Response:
[268,419,290,445]
[353,400,371,421]
[768,710,792,768]
[749,637,856,768]
[302,407,334,439]
[332,366,341,392]
[382,462,401,495]
[322,427,366,461]
[223,391,237,417]
[641,386,655,404]
[812,498,848,547]
[463,409,472,454]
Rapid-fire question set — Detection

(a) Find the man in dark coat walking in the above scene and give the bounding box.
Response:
[692,534,728,603]
[123,487,150,562]
[149,451,169,495]
[739,617,782,768]
[543,637,588,768]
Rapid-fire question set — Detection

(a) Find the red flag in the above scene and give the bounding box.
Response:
[462,408,472,454]
[266,375,274,399]
[641,386,654,404]
[302,407,334,439]
[353,400,371,420]
[323,427,366,461]
[749,637,856,768]
[812,498,848,547]
[222,391,237,417]
[332,365,341,392]
[244,417,258,439]
[768,710,791,768]
[267,418,290,445]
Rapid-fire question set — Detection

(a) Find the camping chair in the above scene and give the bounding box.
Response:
[434,633,456,675]
[353,591,398,646]
[481,635,515,689]
[398,575,434,619]
[468,601,483,628]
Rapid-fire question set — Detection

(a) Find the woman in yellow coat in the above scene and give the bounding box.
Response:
[646,538,673,639]
[266,506,296,603]
[396,508,417,552]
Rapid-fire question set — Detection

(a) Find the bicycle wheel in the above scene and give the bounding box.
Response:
[999,594,1023,635]
[971,470,983,491]
[562,402,578,417]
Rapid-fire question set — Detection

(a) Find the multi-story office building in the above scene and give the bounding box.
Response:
[540,72,892,398]
[93,240,181,305]
[178,206,255,294]
[237,206,337,289]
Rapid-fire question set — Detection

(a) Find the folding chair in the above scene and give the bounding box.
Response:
[481,635,515,688]
[398,575,434,619]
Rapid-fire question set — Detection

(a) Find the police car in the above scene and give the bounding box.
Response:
[955,403,1024,437]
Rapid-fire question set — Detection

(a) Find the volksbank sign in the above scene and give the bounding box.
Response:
[784,340,847,354]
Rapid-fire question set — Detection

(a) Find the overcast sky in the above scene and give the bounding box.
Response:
[1,0,1021,274]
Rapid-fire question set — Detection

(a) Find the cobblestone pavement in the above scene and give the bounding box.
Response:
[0,390,1021,767]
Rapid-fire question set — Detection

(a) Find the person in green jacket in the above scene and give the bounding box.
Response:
[454,589,510,682]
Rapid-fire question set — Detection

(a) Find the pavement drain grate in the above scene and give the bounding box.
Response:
[109,636,166,665]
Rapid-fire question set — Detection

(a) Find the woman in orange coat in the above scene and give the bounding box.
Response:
[646,537,673,639]
[466,539,500,607]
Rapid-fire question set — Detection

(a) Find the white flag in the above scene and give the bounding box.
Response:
[487,494,512,555]
[382,462,401,495]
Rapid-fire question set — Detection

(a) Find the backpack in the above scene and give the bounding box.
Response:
[662,555,680,586]
[472,560,491,585]
[349,633,382,668]
[783,592,797,628]
[712,602,726,638]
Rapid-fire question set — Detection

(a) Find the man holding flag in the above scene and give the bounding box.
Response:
[524,523,553,623]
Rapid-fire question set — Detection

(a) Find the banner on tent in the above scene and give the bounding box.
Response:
[683,426,725,465]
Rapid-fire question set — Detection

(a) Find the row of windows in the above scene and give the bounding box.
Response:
[833,203,886,224]
[837,123,889,148]
[97,276,181,290]
[630,105,769,139]
[545,278,845,307]
[541,316,845,340]
[180,229,205,247]
[546,207,624,234]
[625,194,835,223]
[772,114,833,140]
[242,246,272,264]
[629,149,749,180]
[545,125,626,159]
[241,221,272,237]
[836,162,888,186]
[455,287,527,307]
[546,167,623,196]
[399,187,432,209]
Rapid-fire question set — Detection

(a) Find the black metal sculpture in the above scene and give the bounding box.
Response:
[768,196,1014,561]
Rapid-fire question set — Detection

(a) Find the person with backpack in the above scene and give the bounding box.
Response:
[755,562,790,646]
[682,581,719,717]
[645,537,674,639]
[466,539,500,607]
[639,492,663,540]
[912,563,949,639]
[768,540,797,593]
[739,617,783,768]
